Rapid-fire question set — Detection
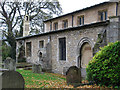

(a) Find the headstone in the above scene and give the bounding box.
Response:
[0,71,25,89]
[4,57,16,71]
[63,67,69,75]
[66,66,82,85]
[32,64,42,73]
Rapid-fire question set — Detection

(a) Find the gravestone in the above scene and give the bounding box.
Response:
[66,66,82,85]
[63,67,69,75]
[0,71,25,89]
[4,57,16,71]
[32,64,42,73]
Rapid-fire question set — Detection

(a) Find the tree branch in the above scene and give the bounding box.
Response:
[0,18,6,22]
[12,17,19,29]
[9,6,14,19]
[0,1,8,19]
[16,4,22,19]
[11,8,16,22]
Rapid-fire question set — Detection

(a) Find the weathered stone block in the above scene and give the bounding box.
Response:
[32,64,42,73]
[66,66,82,85]
[4,57,16,71]
[0,71,25,89]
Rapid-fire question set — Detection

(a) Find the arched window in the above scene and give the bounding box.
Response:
[39,52,42,58]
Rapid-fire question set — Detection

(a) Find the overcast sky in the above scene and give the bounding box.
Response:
[59,0,109,14]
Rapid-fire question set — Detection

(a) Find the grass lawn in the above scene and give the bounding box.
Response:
[16,69,72,88]
[17,69,112,89]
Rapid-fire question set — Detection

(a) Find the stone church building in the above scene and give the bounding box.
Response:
[16,1,120,78]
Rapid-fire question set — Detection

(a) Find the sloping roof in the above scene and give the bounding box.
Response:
[16,20,109,40]
[44,1,115,22]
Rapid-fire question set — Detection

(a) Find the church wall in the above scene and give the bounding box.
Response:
[44,2,116,32]
[118,2,120,16]
[50,26,106,74]
[16,1,120,76]
[74,2,116,26]
[23,25,107,74]
[24,36,49,63]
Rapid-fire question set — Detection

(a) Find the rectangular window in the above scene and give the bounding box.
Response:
[39,40,44,48]
[62,20,68,28]
[54,22,58,30]
[78,16,84,26]
[59,37,66,60]
[26,42,31,57]
[99,10,107,21]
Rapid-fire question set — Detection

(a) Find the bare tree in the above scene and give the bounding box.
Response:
[0,0,62,60]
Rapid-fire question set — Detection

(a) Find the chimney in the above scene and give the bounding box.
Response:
[23,15,30,37]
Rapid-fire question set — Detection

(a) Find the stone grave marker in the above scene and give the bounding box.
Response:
[4,57,16,71]
[63,67,69,75]
[32,64,42,73]
[0,71,25,89]
[66,66,82,85]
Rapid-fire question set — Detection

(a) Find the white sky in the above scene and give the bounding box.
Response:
[59,0,109,14]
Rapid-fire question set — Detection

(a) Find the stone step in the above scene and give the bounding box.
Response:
[16,63,32,68]
[23,67,32,70]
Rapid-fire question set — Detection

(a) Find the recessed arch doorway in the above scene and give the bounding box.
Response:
[77,37,94,79]
[81,42,93,68]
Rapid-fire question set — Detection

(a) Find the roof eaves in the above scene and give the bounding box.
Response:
[16,20,109,40]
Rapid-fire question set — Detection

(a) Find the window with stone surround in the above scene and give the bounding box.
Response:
[98,10,107,21]
[54,22,58,30]
[39,40,44,48]
[62,19,68,29]
[77,15,84,26]
[59,37,66,60]
[26,42,31,57]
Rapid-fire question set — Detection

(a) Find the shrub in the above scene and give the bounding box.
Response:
[86,41,120,87]
[2,42,11,61]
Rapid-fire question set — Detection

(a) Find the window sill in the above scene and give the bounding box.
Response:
[59,60,66,61]
[78,24,84,26]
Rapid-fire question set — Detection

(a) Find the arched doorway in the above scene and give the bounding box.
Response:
[81,42,93,68]
[80,42,93,79]
[77,37,94,79]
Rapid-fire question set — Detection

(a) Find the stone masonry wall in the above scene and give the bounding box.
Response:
[44,2,116,32]
[16,2,120,75]
[24,35,49,63]
[118,16,120,41]
[23,25,107,74]
[50,26,106,74]
[107,16,120,43]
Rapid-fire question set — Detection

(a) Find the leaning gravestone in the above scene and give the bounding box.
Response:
[0,71,25,89]
[32,64,42,73]
[66,66,82,85]
[4,57,16,71]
